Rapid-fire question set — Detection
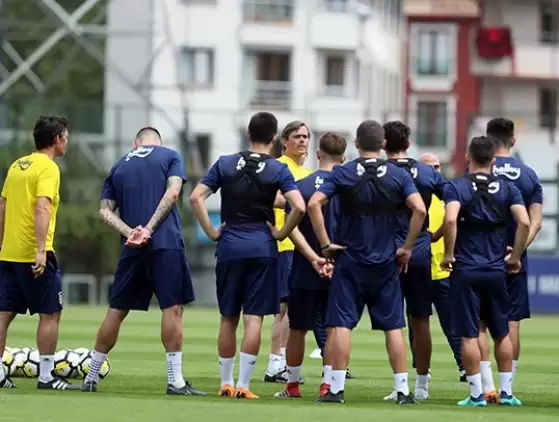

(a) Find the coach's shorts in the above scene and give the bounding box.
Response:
[277,251,293,303]
[450,270,509,339]
[507,272,530,321]
[110,249,195,311]
[325,255,404,331]
[401,265,436,318]
[288,288,329,331]
[0,252,63,315]
[216,258,279,317]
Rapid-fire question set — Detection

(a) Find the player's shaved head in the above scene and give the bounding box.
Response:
[135,126,162,145]
[419,152,441,171]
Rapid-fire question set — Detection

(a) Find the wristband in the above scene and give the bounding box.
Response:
[320,243,330,250]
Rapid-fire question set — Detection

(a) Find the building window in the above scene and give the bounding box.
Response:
[539,87,558,128]
[242,0,294,23]
[416,101,448,147]
[540,1,559,44]
[180,48,214,88]
[414,29,450,76]
[320,52,355,97]
[243,51,292,110]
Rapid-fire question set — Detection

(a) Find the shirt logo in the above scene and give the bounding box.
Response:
[410,167,418,179]
[125,146,154,161]
[472,180,500,194]
[357,161,387,178]
[493,163,521,180]
[15,159,32,171]
[314,176,324,189]
[236,155,266,173]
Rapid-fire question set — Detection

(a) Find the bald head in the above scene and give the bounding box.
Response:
[419,153,441,172]
[134,126,162,146]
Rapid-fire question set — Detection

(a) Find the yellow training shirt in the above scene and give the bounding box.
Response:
[0,153,60,262]
[274,155,312,252]
[429,195,449,281]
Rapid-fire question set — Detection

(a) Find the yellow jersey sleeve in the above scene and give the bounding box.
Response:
[36,162,60,200]
[429,195,450,280]
[275,156,311,253]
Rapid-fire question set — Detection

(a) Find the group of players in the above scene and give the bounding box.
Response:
[0,113,542,408]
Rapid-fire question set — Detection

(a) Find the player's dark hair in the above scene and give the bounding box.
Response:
[319,132,346,157]
[468,136,495,166]
[248,112,278,145]
[281,120,310,141]
[33,116,68,150]
[383,120,411,153]
[135,126,161,140]
[486,117,514,148]
[356,120,384,152]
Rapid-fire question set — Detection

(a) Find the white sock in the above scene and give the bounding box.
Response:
[512,360,518,383]
[322,365,332,385]
[266,353,282,375]
[0,363,5,381]
[330,369,346,394]
[467,373,483,398]
[480,361,495,393]
[237,352,257,390]
[394,372,409,395]
[84,350,107,383]
[218,356,235,387]
[166,352,185,389]
[287,365,301,383]
[39,355,55,383]
[499,372,513,396]
[280,347,287,368]
[416,374,429,391]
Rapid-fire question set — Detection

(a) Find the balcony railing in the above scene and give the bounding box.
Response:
[242,0,294,23]
[247,80,292,110]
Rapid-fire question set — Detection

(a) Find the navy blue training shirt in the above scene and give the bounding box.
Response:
[492,156,543,270]
[389,159,447,267]
[289,170,340,291]
[200,152,298,263]
[444,174,525,272]
[101,145,187,257]
[318,159,418,266]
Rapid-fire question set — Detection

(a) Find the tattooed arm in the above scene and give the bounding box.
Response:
[99,199,134,237]
[145,176,184,233]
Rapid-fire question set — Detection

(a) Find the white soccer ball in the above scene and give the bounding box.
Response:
[54,349,82,379]
[23,348,40,378]
[73,347,90,359]
[9,348,27,377]
[2,350,13,376]
[78,350,111,379]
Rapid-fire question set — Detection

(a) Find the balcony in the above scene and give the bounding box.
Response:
[240,0,296,46]
[245,81,292,110]
[310,1,361,50]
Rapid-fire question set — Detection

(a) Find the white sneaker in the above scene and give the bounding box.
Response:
[415,388,430,400]
[383,390,398,400]
[309,348,322,359]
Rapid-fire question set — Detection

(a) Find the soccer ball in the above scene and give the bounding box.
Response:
[73,347,90,359]
[23,348,40,378]
[2,350,13,375]
[8,348,27,377]
[78,350,111,379]
[54,349,81,378]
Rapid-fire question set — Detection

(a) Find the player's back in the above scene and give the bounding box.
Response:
[388,158,446,265]
[448,173,523,271]
[107,145,185,253]
[0,152,60,262]
[205,152,295,262]
[330,159,416,266]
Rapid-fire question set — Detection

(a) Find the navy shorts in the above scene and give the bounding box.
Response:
[277,251,293,303]
[0,252,63,315]
[450,270,509,339]
[507,272,530,321]
[288,289,329,331]
[110,249,195,311]
[401,265,436,318]
[325,255,404,331]
[216,258,279,317]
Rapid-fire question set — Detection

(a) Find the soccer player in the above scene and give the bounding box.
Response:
[476,118,543,402]
[0,116,79,390]
[273,132,345,400]
[265,121,312,383]
[308,120,426,404]
[441,136,529,407]
[380,121,446,400]
[190,112,305,399]
[82,127,204,396]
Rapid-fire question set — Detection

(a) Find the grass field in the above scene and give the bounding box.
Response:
[1,306,558,422]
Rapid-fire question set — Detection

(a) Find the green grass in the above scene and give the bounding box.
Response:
[2,307,558,422]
